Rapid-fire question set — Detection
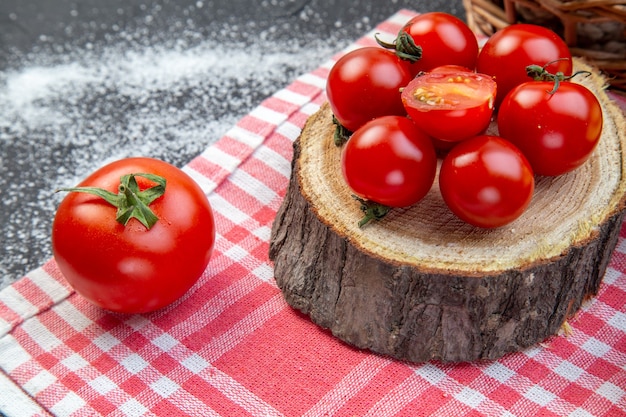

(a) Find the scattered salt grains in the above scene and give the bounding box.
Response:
[0,20,343,287]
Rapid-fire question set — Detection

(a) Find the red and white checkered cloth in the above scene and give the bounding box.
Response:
[1,9,625,417]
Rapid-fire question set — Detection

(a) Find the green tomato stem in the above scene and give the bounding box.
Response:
[57,173,166,229]
[332,114,351,146]
[353,195,390,228]
[375,31,422,63]
[526,60,591,95]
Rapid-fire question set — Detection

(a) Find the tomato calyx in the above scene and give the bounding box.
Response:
[57,173,166,229]
[332,114,351,146]
[526,60,591,95]
[375,31,423,63]
[353,196,390,228]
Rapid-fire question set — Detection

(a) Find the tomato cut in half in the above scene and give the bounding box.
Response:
[401,69,497,142]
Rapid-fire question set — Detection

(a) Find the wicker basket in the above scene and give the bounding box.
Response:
[463,0,626,91]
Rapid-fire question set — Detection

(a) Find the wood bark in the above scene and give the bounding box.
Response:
[269,60,626,363]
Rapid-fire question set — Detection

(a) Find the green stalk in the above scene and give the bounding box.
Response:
[332,115,352,146]
[526,59,591,95]
[375,31,423,63]
[353,196,390,228]
[57,173,166,229]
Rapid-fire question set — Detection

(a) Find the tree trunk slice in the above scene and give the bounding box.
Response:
[269,60,626,363]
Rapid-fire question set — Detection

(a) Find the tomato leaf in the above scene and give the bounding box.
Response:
[375,31,423,63]
[525,61,591,95]
[57,173,166,230]
[332,114,351,147]
[115,173,165,228]
[353,196,390,228]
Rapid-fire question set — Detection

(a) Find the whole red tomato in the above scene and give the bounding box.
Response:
[52,157,216,313]
[477,24,572,106]
[341,115,437,209]
[401,68,497,142]
[497,80,603,176]
[439,135,535,228]
[396,12,479,74]
[326,47,413,132]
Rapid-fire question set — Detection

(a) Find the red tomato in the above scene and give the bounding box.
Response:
[398,12,479,74]
[341,116,437,208]
[431,136,459,156]
[52,157,216,313]
[430,64,474,74]
[439,135,535,228]
[401,69,497,142]
[326,47,413,132]
[497,81,603,176]
[477,24,572,106]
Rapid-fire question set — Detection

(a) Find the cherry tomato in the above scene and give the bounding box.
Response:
[326,47,413,132]
[497,81,603,176]
[430,64,474,74]
[431,136,459,156]
[401,68,497,142]
[477,24,572,106]
[399,12,479,74]
[52,157,216,313]
[439,135,535,228]
[341,116,437,208]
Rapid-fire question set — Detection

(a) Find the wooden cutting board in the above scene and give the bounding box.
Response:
[269,60,626,363]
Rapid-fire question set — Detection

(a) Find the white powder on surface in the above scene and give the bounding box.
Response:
[1,36,334,168]
[0,18,347,288]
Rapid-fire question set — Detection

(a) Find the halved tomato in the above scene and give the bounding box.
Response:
[401,69,497,142]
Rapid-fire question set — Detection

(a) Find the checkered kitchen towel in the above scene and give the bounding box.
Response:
[1,9,625,417]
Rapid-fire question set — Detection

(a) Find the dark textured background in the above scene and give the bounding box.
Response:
[0,0,464,291]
